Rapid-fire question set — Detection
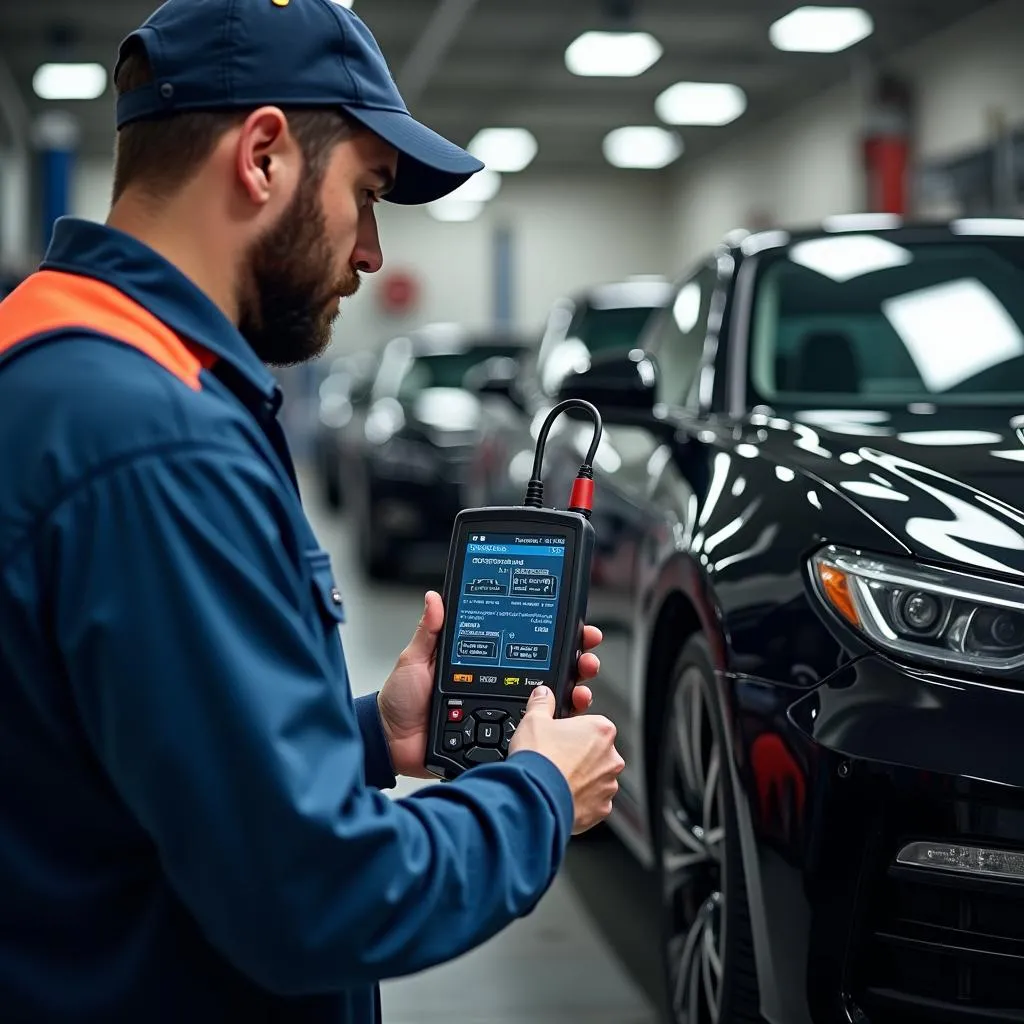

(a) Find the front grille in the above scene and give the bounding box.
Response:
[850,782,1024,1023]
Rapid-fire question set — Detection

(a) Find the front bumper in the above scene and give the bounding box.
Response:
[728,655,1024,1024]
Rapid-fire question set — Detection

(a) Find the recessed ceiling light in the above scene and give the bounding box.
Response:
[427,200,484,223]
[468,128,538,173]
[446,168,502,203]
[769,6,873,53]
[32,62,108,101]
[603,127,682,170]
[565,31,662,77]
[655,82,747,126]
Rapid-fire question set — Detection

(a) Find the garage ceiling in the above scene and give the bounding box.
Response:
[0,0,1000,173]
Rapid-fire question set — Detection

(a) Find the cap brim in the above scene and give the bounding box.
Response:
[343,107,484,205]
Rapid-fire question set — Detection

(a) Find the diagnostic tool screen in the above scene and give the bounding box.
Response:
[447,532,568,695]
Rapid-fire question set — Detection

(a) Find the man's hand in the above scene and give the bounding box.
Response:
[509,686,625,834]
[377,590,603,779]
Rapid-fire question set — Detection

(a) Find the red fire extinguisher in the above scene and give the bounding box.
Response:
[862,74,912,215]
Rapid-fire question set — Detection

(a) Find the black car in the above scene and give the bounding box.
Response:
[483,219,1024,1023]
[343,322,529,579]
[465,276,670,508]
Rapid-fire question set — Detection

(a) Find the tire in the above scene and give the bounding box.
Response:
[654,635,764,1024]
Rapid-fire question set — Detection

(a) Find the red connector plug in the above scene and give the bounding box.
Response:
[568,473,594,518]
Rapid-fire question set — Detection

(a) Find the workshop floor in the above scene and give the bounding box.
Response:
[302,481,662,1024]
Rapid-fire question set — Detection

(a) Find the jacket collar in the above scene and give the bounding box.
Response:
[40,217,280,403]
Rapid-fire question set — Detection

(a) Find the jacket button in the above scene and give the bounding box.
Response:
[331,588,343,605]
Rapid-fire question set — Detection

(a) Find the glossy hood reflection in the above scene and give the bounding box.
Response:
[739,406,1024,576]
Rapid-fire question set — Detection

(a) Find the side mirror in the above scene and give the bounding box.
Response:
[555,348,657,420]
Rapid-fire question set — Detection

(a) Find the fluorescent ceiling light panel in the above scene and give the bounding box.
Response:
[468,128,538,173]
[445,168,502,203]
[882,278,1024,392]
[603,126,682,169]
[655,82,747,126]
[565,31,662,77]
[769,6,873,53]
[427,200,484,223]
[33,62,107,101]
[789,235,911,282]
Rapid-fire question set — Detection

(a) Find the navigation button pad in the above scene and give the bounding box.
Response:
[440,698,537,770]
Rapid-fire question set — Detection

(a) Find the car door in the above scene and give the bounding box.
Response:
[547,265,719,784]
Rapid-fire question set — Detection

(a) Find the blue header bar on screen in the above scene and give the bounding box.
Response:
[466,543,566,557]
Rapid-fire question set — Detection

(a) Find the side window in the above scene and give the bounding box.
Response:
[650,267,716,408]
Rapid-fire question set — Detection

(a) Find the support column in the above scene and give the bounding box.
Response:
[0,150,30,274]
[33,110,80,252]
[492,222,514,330]
[0,56,31,271]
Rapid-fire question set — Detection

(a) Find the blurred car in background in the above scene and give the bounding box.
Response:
[512,219,1024,1024]
[344,322,531,580]
[313,349,379,509]
[466,276,670,507]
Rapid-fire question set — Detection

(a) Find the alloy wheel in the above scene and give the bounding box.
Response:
[661,665,728,1024]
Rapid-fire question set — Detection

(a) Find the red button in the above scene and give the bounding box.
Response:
[447,708,464,722]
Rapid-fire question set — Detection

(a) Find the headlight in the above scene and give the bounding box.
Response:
[811,545,1024,673]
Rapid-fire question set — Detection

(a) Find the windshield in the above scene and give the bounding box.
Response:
[748,235,1024,407]
[538,304,660,395]
[396,346,525,400]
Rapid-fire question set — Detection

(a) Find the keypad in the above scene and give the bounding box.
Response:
[439,699,530,767]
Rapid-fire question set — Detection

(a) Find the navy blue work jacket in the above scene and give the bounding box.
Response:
[0,218,573,1022]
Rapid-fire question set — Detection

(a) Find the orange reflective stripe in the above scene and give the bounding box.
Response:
[0,270,217,391]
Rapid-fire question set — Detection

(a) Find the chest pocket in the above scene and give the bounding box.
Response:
[304,548,346,634]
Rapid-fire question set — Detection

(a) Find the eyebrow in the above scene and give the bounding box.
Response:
[371,166,396,197]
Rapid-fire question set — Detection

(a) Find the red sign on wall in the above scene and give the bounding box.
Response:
[378,270,420,315]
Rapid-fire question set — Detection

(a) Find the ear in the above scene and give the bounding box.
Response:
[234,106,300,207]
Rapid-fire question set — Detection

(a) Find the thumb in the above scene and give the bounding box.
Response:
[404,590,444,660]
[526,684,556,718]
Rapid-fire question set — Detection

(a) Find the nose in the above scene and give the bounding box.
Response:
[352,207,384,275]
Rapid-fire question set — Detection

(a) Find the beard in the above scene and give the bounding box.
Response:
[237,171,360,367]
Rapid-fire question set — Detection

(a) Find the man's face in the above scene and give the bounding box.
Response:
[239,128,396,367]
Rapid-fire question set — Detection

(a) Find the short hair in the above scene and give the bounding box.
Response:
[111,39,357,203]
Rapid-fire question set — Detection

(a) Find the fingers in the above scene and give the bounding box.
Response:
[582,625,603,651]
[525,684,556,719]
[576,652,600,680]
[571,684,593,713]
[401,591,445,661]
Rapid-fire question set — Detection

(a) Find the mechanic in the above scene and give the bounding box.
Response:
[0,1,625,1021]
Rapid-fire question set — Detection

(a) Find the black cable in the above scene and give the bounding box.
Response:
[523,399,603,509]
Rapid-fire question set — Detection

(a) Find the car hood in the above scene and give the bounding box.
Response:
[744,406,1024,578]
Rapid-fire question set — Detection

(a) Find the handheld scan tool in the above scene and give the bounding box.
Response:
[425,400,602,780]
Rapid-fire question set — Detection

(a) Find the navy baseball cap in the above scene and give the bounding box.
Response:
[113,0,484,205]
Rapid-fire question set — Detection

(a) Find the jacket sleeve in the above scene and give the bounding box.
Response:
[46,442,574,995]
[353,692,398,791]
